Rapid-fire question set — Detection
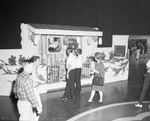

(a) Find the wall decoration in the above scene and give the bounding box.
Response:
[8,55,17,65]
[18,55,26,65]
[114,45,126,57]
[86,51,128,77]
[67,36,78,49]
[47,36,62,53]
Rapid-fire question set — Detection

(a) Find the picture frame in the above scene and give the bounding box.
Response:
[47,36,63,54]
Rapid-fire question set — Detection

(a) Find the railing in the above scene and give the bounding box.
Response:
[47,65,59,84]
[47,62,91,83]
[81,62,91,79]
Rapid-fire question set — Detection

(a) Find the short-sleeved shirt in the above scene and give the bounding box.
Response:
[76,54,82,68]
[66,53,76,70]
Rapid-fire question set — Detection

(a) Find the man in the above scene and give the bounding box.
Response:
[75,49,82,95]
[61,48,76,102]
[13,59,42,121]
[135,59,150,108]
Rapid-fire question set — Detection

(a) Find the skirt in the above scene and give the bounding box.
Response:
[92,85,104,91]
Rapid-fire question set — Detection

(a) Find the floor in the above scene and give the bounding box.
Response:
[0,57,150,121]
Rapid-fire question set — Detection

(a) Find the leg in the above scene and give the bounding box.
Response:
[135,73,150,108]
[63,78,71,99]
[75,68,81,94]
[88,90,96,102]
[33,88,42,121]
[139,74,150,104]
[99,91,103,102]
[17,100,35,121]
[70,69,75,97]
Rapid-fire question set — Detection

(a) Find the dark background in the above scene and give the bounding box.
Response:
[1,0,150,49]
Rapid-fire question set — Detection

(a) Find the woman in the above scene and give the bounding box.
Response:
[88,52,105,103]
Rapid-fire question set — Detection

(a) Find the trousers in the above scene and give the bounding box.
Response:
[139,72,150,104]
[63,69,75,98]
[75,68,81,93]
[17,100,36,121]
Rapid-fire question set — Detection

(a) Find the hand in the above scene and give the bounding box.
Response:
[67,73,69,79]
[37,74,46,82]
[36,106,42,114]
[94,70,99,74]
[15,95,18,98]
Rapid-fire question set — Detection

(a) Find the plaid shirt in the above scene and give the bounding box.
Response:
[13,71,39,107]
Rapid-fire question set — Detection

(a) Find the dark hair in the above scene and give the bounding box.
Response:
[17,59,33,74]
[23,59,33,64]
[17,67,24,74]
[66,48,73,56]
[94,52,103,60]
[77,49,82,54]
[29,56,40,62]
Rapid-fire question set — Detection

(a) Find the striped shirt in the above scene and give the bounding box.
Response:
[13,71,39,107]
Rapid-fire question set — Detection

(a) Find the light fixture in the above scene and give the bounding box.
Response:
[63,36,68,45]
[34,35,41,45]
[31,33,35,42]
[47,36,53,44]
[76,37,81,44]
[87,37,92,45]
[98,37,102,45]
[28,31,33,40]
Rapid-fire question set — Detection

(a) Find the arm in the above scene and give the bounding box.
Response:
[35,71,46,83]
[24,78,39,107]
[93,69,99,74]
[67,63,71,79]
[13,80,17,98]
[100,64,105,77]
[24,78,42,114]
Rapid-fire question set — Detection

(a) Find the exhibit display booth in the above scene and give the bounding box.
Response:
[0,23,129,96]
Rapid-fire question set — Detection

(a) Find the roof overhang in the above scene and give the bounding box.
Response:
[27,24,103,36]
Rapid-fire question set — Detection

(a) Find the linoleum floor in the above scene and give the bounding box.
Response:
[0,57,150,121]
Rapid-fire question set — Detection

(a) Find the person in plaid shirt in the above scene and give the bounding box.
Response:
[13,59,42,121]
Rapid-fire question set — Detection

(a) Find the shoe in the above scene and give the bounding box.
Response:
[76,91,81,95]
[99,99,103,103]
[63,98,68,102]
[69,96,74,99]
[135,103,142,108]
[60,97,68,101]
[87,100,92,103]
